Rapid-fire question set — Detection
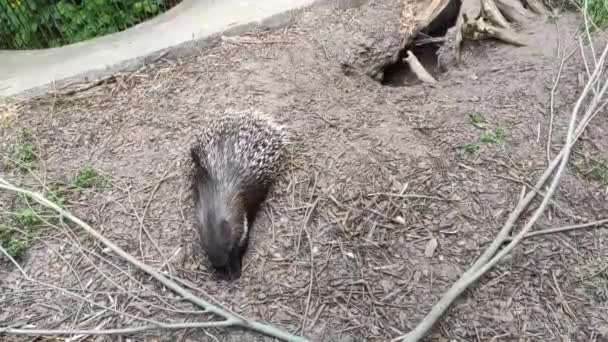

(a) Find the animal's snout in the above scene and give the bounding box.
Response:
[226,255,242,279]
[214,256,242,280]
[206,245,230,269]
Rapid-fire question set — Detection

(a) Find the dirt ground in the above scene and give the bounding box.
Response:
[1,1,608,341]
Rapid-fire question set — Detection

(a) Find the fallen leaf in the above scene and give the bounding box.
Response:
[424,238,438,258]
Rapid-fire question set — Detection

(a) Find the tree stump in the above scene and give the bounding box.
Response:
[325,0,542,83]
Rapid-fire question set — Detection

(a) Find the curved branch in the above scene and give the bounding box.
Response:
[403,50,438,84]
[481,0,511,29]
[495,0,535,23]
[0,321,235,336]
[0,178,310,342]
[391,39,608,342]
[519,218,608,240]
[523,0,547,16]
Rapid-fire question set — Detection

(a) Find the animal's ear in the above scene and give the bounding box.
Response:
[190,147,210,180]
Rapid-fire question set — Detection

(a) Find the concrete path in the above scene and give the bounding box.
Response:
[0,0,317,98]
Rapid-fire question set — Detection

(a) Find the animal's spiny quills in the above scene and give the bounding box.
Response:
[188,110,288,280]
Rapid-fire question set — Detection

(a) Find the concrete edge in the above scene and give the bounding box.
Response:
[1,0,326,100]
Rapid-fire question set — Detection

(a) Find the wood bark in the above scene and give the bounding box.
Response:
[327,0,544,83]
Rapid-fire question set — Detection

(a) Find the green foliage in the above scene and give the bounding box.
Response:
[462,143,481,155]
[480,128,506,144]
[0,207,43,259]
[73,163,107,188]
[0,224,28,258]
[7,128,37,171]
[15,207,43,227]
[0,182,70,259]
[459,114,508,157]
[573,156,608,185]
[47,182,67,207]
[468,112,487,129]
[0,0,172,49]
[577,0,608,29]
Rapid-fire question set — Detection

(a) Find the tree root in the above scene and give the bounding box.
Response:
[436,0,537,69]
[336,0,544,83]
[403,50,438,84]
[523,0,547,16]
[464,15,527,46]
[481,0,511,29]
[495,0,535,24]
[392,36,608,342]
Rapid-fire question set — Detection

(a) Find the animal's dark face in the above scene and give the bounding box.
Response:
[190,147,250,280]
[197,213,248,280]
[191,176,248,279]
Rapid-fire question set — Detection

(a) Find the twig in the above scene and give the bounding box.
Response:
[300,218,315,334]
[51,75,116,96]
[582,0,597,69]
[0,178,310,342]
[0,245,169,328]
[414,36,447,46]
[368,193,452,202]
[403,50,438,84]
[520,218,608,240]
[0,321,234,336]
[296,198,319,256]
[139,163,179,275]
[392,38,608,342]
[547,44,578,163]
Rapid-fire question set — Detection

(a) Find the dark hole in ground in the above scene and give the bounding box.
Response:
[380,0,461,87]
[381,44,441,87]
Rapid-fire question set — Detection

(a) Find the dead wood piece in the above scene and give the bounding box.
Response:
[495,0,535,24]
[400,0,416,36]
[51,75,116,96]
[403,50,438,84]
[436,0,481,69]
[436,25,460,70]
[481,0,511,29]
[392,36,608,342]
[484,23,528,46]
[414,36,447,46]
[464,16,527,47]
[0,178,311,342]
[330,0,456,82]
[477,17,527,46]
[330,0,405,81]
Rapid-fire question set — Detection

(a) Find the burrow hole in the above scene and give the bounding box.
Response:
[381,0,462,87]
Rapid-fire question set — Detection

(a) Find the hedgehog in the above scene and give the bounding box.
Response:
[188,110,288,280]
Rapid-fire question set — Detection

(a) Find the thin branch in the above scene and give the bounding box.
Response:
[0,178,310,342]
[392,38,608,342]
[547,45,578,163]
[0,320,234,336]
[0,244,174,328]
[582,0,597,69]
[300,203,316,334]
[521,218,608,240]
[403,50,438,84]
